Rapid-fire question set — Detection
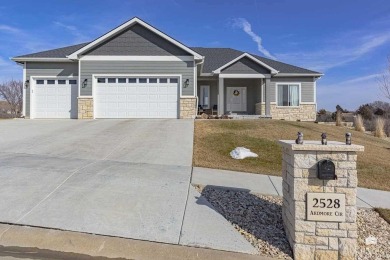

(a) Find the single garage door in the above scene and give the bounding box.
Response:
[95,77,179,118]
[33,79,78,119]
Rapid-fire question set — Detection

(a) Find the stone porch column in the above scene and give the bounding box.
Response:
[218,77,224,115]
[265,77,271,116]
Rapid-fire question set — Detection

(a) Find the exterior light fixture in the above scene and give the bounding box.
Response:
[82,79,88,88]
[24,80,30,88]
[184,79,189,88]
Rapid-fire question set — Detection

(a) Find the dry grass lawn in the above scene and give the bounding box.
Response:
[194,120,390,191]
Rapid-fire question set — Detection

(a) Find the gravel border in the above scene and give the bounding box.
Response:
[195,185,390,259]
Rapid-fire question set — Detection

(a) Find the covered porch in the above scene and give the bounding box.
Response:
[197,74,272,117]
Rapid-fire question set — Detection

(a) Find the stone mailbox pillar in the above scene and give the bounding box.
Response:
[278,140,364,260]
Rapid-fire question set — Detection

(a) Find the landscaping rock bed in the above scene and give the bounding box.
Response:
[357,209,390,260]
[195,185,390,259]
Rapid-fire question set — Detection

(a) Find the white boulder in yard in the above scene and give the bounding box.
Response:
[230,147,258,160]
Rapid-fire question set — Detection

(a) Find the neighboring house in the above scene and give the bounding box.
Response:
[12,17,322,120]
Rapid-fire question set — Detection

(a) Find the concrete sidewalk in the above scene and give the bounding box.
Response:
[192,167,390,209]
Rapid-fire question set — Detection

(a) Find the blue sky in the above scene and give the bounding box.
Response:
[0,0,389,111]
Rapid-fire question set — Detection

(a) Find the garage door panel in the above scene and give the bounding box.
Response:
[33,79,77,119]
[95,77,179,119]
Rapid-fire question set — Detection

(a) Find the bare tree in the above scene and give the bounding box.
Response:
[0,80,23,117]
[379,56,390,100]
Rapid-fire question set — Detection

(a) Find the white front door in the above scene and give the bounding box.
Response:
[200,85,210,108]
[226,87,247,112]
[32,78,78,119]
[94,76,179,118]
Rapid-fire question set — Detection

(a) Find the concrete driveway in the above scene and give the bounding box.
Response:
[0,119,256,254]
[0,119,193,243]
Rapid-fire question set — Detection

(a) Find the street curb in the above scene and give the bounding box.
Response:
[0,224,273,260]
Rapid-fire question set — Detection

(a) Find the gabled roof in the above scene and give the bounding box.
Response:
[11,18,322,76]
[67,17,203,59]
[212,53,278,75]
[191,47,322,75]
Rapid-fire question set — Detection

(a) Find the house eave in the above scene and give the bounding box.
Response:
[11,57,73,63]
[274,73,324,77]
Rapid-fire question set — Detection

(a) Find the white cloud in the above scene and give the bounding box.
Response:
[276,31,390,71]
[53,22,89,43]
[233,18,276,59]
[0,24,20,34]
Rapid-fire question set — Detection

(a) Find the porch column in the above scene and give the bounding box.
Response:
[265,77,271,116]
[218,77,224,115]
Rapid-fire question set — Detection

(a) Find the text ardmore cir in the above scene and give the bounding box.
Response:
[307,193,346,222]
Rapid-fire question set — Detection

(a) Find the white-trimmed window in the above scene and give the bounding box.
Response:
[277,84,300,107]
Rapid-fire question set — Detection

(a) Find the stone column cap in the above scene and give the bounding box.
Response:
[279,140,364,152]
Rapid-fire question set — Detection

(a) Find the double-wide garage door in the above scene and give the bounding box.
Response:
[32,76,179,119]
[33,79,78,119]
[95,77,179,119]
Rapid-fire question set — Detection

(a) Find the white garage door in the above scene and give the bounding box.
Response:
[33,79,78,119]
[95,77,179,118]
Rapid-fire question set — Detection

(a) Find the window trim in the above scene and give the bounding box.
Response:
[275,83,301,108]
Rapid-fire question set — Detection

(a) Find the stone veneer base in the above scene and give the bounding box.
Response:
[180,98,196,119]
[271,104,316,121]
[78,97,94,119]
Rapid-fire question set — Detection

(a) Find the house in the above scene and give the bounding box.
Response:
[12,17,323,120]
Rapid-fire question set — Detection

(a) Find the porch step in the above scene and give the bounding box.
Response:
[230,115,271,120]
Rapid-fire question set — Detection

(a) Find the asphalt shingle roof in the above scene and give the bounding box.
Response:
[14,44,321,75]
[14,42,90,58]
[191,47,321,74]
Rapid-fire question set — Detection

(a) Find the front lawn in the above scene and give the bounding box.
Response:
[193,120,390,191]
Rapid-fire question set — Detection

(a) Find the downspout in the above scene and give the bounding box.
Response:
[194,58,205,118]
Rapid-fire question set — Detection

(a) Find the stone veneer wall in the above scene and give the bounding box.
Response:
[271,104,316,121]
[78,98,94,119]
[280,141,364,260]
[180,98,196,119]
[255,102,266,116]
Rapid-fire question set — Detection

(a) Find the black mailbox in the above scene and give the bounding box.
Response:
[317,160,336,180]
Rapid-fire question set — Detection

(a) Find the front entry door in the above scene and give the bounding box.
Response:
[226,87,247,112]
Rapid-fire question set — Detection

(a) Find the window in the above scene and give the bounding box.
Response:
[107,78,116,83]
[149,78,157,83]
[169,78,178,83]
[58,80,66,85]
[139,78,147,83]
[159,78,168,83]
[97,78,106,83]
[128,78,137,83]
[36,80,44,84]
[47,80,55,85]
[118,78,126,83]
[69,80,77,84]
[277,84,300,106]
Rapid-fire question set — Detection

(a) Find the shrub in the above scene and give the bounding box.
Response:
[336,110,342,126]
[354,114,365,132]
[374,117,386,138]
[357,104,374,120]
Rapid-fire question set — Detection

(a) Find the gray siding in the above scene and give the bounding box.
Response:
[85,24,191,56]
[25,62,79,117]
[270,77,315,103]
[221,57,270,74]
[80,60,195,96]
